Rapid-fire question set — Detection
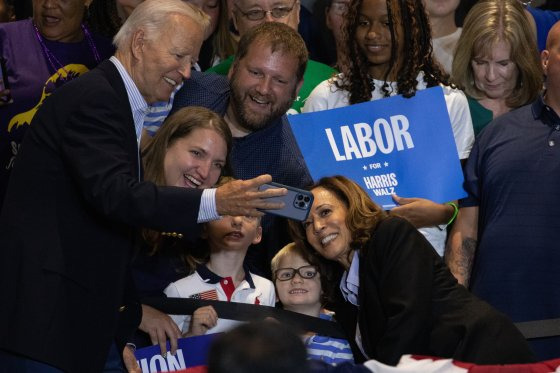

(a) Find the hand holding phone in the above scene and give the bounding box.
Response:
[258,182,314,221]
[215,174,286,217]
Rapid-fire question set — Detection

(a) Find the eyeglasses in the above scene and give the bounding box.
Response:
[235,0,298,21]
[275,265,318,281]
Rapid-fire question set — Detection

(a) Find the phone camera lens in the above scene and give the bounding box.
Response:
[304,196,310,202]
[297,195,303,200]
[298,201,305,208]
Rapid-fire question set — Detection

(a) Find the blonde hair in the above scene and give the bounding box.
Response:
[271,242,335,305]
[451,0,542,108]
[271,242,299,278]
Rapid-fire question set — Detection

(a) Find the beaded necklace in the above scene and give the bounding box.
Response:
[32,22,101,83]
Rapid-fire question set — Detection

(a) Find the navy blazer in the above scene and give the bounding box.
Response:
[0,60,204,372]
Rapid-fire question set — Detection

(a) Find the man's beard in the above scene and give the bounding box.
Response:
[229,73,296,133]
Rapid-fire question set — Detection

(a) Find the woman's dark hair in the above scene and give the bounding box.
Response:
[338,0,450,104]
[289,176,387,264]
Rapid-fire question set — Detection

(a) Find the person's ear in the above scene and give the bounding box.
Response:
[131,29,147,60]
[542,49,550,76]
[227,60,238,80]
[231,12,240,35]
[252,225,263,244]
[295,77,304,97]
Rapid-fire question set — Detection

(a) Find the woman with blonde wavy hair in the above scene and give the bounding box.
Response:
[452,0,543,135]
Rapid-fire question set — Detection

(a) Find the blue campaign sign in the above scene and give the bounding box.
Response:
[135,334,218,373]
[289,86,466,209]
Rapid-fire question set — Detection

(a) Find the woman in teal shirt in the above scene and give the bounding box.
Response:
[452,0,542,135]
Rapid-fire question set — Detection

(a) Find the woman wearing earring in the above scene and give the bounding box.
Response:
[290,175,534,365]
[0,0,113,208]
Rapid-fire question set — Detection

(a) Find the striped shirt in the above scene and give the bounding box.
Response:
[143,84,182,137]
[305,313,354,365]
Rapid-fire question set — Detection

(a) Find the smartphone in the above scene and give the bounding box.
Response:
[0,57,12,104]
[258,182,314,221]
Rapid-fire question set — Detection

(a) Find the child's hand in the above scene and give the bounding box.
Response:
[186,305,218,337]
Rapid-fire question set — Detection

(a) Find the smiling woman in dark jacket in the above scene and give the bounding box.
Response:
[289,175,534,366]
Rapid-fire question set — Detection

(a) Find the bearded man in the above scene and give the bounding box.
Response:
[171,21,312,278]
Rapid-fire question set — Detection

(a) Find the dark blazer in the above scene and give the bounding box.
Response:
[333,216,535,366]
[0,60,204,373]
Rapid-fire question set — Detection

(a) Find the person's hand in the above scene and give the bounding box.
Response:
[139,304,181,357]
[390,195,454,228]
[185,306,218,337]
[122,344,141,373]
[215,174,287,217]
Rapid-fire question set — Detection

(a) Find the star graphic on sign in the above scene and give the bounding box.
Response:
[363,165,368,170]
[384,162,389,167]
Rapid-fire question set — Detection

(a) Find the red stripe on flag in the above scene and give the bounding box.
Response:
[198,290,218,300]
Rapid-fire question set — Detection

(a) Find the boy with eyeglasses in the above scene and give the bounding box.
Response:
[164,211,275,336]
[271,242,354,366]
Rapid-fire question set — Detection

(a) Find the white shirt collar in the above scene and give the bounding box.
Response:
[109,56,148,145]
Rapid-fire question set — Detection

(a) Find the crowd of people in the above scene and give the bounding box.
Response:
[1,0,560,372]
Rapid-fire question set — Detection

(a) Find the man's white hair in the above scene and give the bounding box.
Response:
[113,0,210,50]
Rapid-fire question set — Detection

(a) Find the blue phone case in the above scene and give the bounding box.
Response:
[258,182,314,221]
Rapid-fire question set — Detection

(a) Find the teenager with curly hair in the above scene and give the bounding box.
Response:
[302,0,474,256]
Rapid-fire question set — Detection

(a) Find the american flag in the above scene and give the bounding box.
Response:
[189,290,218,300]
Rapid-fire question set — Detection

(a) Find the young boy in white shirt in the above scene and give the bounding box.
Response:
[164,194,275,336]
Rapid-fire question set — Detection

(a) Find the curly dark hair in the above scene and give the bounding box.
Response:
[338,0,451,104]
